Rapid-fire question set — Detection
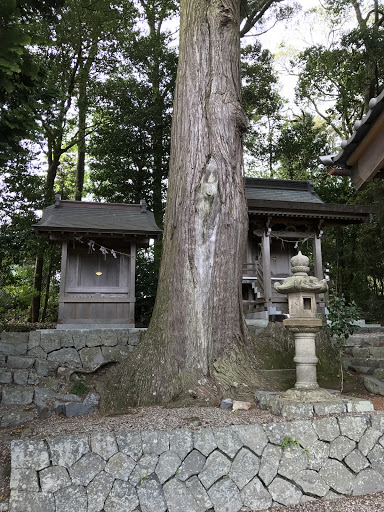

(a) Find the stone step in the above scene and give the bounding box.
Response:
[345,334,384,347]
[0,385,100,427]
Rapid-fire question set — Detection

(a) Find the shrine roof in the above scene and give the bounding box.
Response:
[245,178,323,204]
[320,89,384,170]
[245,178,373,224]
[34,197,162,238]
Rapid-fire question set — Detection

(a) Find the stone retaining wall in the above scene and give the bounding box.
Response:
[344,328,384,395]
[8,413,384,512]
[0,329,145,383]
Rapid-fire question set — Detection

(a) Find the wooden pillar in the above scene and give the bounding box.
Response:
[313,236,323,280]
[129,242,136,327]
[58,241,68,324]
[262,231,272,311]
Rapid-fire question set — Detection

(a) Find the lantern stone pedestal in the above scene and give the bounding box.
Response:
[255,252,373,418]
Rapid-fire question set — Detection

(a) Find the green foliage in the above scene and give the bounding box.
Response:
[327,294,360,391]
[70,378,88,397]
[281,436,309,456]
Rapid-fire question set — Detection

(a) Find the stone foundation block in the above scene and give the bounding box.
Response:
[0,369,12,384]
[7,356,35,369]
[1,387,34,406]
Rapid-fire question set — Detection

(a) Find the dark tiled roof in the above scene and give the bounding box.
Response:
[245,177,323,204]
[320,89,384,168]
[34,199,162,237]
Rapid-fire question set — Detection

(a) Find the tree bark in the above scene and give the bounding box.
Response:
[100,0,261,410]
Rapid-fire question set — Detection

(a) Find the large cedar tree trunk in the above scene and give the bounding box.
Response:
[101,0,261,410]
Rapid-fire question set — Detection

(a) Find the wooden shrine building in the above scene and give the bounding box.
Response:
[320,89,384,190]
[34,196,161,328]
[243,178,373,317]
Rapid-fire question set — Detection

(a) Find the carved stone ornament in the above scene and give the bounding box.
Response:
[274,251,328,295]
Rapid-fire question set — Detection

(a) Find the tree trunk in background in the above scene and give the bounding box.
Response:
[75,80,87,201]
[101,0,262,410]
[31,255,43,323]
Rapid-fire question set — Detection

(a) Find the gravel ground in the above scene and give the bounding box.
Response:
[1,402,384,511]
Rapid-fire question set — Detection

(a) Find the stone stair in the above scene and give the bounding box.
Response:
[343,326,384,394]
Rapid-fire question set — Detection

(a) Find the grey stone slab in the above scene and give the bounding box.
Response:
[56,400,96,418]
[329,435,355,461]
[84,391,100,406]
[367,444,384,475]
[293,469,329,497]
[87,470,114,512]
[0,369,12,383]
[281,401,314,418]
[69,452,105,485]
[345,449,369,473]
[268,477,302,506]
[313,401,346,416]
[129,454,159,486]
[235,424,268,456]
[101,345,130,360]
[208,478,243,512]
[28,331,41,349]
[106,480,139,512]
[241,476,272,510]
[176,449,206,482]
[213,426,242,459]
[105,452,136,481]
[10,468,39,491]
[358,427,382,456]
[259,444,282,486]
[155,450,181,484]
[142,430,169,455]
[91,432,118,460]
[185,476,212,510]
[313,416,340,442]
[9,490,55,512]
[1,332,29,343]
[85,332,103,347]
[168,429,193,461]
[11,440,49,470]
[0,341,27,357]
[319,459,355,494]
[34,359,50,377]
[370,347,384,358]
[306,440,329,471]
[116,431,143,461]
[193,428,217,456]
[1,409,36,428]
[352,347,370,358]
[59,333,75,348]
[39,466,71,493]
[72,333,86,350]
[27,346,46,359]
[47,348,81,367]
[338,415,368,441]
[137,475,167,512]
[198,450,231,489]
[287,420,319,448]
[27,370,39,385]
[13,369,28,386]
[163,478,204,512]
[364,376,384,395]
[2,387,33,406]
[371,414,384,432]
[49,435,89,467]
[128,329,144,346]
[7,355,35,369]
[230,448,260,490]
[79,347,104,368]
[278,445,308,479]
[39,332,61,353]
[55,484,87,512]
[353,468,384,495]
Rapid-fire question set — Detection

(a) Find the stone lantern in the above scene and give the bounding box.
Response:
[274,252,329,398]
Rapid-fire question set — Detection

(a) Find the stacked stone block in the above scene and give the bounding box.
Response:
[0,329,145,427]
[9,413,384,511]
[343,327,384,394]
